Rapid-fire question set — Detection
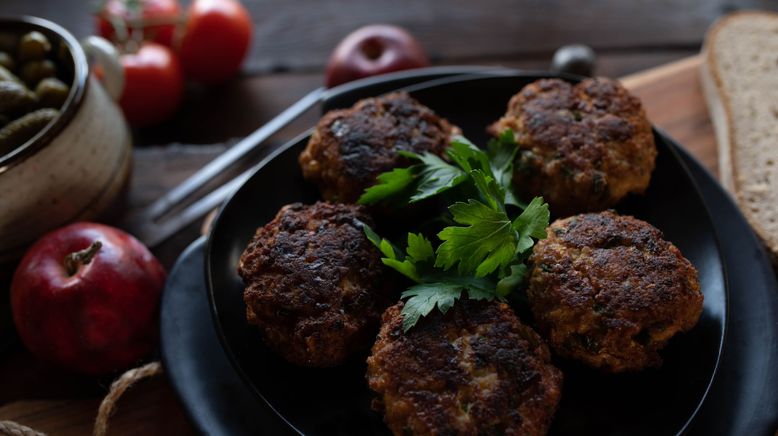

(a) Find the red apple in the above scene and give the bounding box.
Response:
[325,24,430,88]
[11,223,166,375]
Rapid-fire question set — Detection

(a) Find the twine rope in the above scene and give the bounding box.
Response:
[0,421,45,436]
[1,361,162,436]
[93,361,163,436]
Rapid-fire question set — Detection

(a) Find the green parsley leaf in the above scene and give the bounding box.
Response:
[487,130,517,177]
[363,226,436,283]
[496,264,528,296]
[381,258,421,282]
[399,275,500,331]
[400,283,463,332]
[487,130,521,207]
[406,232,434,263]
[512,197,550,253]
[436,199,518,277]
[358,166,417,205]
[469,169,506,211]
[359,133,551,333]
[407,152,467,203]
[447,136,491,173]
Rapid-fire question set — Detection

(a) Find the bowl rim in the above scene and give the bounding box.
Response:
[0,15,89,174]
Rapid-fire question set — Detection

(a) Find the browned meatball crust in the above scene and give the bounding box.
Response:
[527,211,703,373]
[299,92,460,203]
[367,300,562,436]
[489,78,657,216]
[238,202,395,367]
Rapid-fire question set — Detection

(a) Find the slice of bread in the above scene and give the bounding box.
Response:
[701,11,778,262]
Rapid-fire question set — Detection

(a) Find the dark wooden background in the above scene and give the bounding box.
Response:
[1,0,777,434]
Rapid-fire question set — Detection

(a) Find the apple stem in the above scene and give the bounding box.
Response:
[64,241,103,277]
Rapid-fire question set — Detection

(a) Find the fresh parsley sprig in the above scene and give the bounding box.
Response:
[359,130,549,332]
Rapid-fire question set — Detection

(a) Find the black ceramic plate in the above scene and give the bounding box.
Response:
[205,73,727,435]
[161,144,778,436]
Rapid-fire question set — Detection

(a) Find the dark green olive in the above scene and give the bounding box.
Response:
[0,65,22,84]
[35,77,70,109]
[0,51,15,71]
[20,60,57,87]
[551,44,596,77]
[0,80,37,115]
[18,31,52,62]
[0,108,58,155]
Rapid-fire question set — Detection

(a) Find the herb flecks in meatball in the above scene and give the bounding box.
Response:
[368,300,562,436]
[238,202,395,367]
[527,211,703,372]
[490,78,656,216]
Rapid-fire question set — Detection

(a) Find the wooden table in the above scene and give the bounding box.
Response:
[0,0,773,434]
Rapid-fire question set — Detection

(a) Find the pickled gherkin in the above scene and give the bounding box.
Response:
[0,52,15,71]
[0,81,37,115]
[18,31,51,62]
[0,28,72,157]
[35,78,70,109]
[20,59,56,87]
[0,108,59,154]
[0,65,22,84]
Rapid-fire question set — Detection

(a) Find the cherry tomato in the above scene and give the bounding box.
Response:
[178,0,252,84]
[119,42,183,128]
[96,0,181,47]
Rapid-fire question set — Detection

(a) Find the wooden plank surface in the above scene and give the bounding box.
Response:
[0,55,718,436]
[2,0,777,74]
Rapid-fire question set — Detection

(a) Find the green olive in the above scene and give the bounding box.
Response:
[0,80,37,115]
[35,77,70,109]
[20,59,57,87]
[0,108,58,155]
[0,51,15,71]
[0,65,22,84]
[18,31,51,63]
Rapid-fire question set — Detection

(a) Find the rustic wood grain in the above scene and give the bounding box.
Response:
[621,56,718,176]
[2,0,776,73]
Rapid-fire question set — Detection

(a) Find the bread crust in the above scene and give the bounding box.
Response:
[701,10,778,262]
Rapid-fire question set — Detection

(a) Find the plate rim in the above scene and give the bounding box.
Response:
[204,70,729,435]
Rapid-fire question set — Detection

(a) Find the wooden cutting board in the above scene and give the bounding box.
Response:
[0,55,721,436]
[622,56,718,177]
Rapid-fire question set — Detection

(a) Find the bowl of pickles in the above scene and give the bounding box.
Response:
[0,16,131,272]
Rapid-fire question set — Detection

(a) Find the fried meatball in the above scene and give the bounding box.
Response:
[238,202,395,367]
[489,78,656,216]
[367,300,562,436]
[527,211,703,372]
[299,92,460,203]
